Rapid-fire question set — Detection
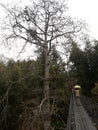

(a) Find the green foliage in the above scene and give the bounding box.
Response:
[91,83,98,103]
[51,87,70,129]
[0,47,70,130]
[0,59,44,130]
[69,40,98,96]
[0,62,10,96]
[48,47,70,128]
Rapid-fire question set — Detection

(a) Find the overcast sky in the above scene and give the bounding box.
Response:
[68,0,98,40]
[0,0,98,39]
[0,0,98,60]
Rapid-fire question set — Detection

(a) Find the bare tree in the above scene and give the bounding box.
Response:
[1,0,83,129]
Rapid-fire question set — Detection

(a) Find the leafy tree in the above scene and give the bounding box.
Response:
[0,54,70,130]
[0,62,9,96]
[70,40,98,96]
[91,83,98,103]
[93,41,98,82]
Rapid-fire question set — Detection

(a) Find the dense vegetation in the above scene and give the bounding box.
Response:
[0,39,98,129]
[0,39,98,130]
[69,40,98,100]
[0,48,70,130]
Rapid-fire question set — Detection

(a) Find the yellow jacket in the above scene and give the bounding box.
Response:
[75,89,80,97]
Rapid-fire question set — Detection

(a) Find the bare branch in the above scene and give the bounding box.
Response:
[38,98,47,113]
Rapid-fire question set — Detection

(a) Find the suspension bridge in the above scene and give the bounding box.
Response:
[0,86,98,130]
[66,93,98,130]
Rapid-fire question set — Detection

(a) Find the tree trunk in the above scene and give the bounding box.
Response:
[44,45,51,130]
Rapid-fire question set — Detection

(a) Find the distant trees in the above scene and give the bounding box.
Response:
[69,40,98,96]
[91,83,98,103]
[0,54,70,130]
[0,59,43,130]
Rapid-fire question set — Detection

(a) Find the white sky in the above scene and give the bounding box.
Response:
[68,0,98,40]
[0,0,98,60]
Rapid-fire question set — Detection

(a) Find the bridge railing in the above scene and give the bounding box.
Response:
[66,94,75,130]
[80,95,98,125]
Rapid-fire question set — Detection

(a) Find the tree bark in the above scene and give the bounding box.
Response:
[44,43,51,130]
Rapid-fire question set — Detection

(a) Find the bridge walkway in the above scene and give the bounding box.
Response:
[66,94,97,130]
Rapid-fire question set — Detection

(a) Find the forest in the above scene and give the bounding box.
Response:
[0,40,98,130]
[0,47,70,130]
[0,0,98,130]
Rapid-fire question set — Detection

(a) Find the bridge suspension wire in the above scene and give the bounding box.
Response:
[80,95,98,126]
[66,95,75,130]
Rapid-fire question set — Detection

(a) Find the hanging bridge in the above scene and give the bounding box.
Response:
[0,87,98,130]
[66,93,98,130]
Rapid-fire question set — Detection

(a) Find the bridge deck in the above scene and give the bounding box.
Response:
[66,94,97,130]
[73,96,97,130]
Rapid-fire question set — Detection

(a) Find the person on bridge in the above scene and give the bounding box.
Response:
[74,85,81,105]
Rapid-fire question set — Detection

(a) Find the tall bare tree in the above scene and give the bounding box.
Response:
[1,0,83,129]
